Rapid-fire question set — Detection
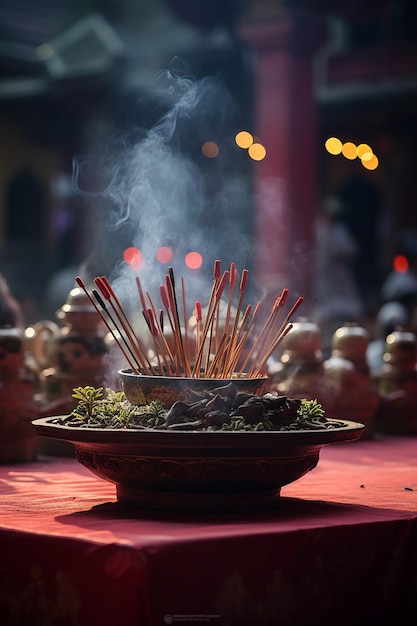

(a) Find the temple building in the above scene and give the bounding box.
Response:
[0,0,416,321]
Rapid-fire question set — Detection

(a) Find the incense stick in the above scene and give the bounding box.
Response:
[94,276,154,373]
[75,277,140,373]
[80,264,303,380]
[145,291,175,375]
[192,270,229,376]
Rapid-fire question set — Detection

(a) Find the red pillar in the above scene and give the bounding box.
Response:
[238,12,327,312]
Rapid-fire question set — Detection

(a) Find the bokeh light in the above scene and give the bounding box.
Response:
[341,142,358,160]
[325,137,343,155]
[326,136,378,171]
[361,154,379,170]
[36,43,54,61]
[357,143,373,161]
[123,247,143,267]
[235,131,253,149]
[393,254,409,273]
[185,251,203,270]
[156,246,173,264]
[202,141,219,158]
[25,326,36,339]
[248,143,267,161]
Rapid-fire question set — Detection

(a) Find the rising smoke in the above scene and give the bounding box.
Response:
[73,69,254,310]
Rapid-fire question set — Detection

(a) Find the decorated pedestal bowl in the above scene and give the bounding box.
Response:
[32,382,364,513]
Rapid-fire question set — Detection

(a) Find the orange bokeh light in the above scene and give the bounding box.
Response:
[393,254,409,273]
[325,137,343,155]
[235,131,253,149]
[361,154,379,170]
[185,251,203,270]
[248,143,267,161]
[357,143,373,161]
[156,246,173,264]
[341,142,358,160]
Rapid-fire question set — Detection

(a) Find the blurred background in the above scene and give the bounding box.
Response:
[0,0,416,336]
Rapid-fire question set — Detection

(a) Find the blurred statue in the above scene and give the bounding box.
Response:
[315,196,365,356]
[367,301,408,375]
[0,273,25,328]
[31,287,110,417]
[0,274,38,461]
[323,323,380,438]
[267,320,332,406]
[374,329,417,434]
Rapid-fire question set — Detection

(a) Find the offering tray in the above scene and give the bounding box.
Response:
[32,415,364,512]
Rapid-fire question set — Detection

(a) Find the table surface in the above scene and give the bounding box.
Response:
[1,434,416,626]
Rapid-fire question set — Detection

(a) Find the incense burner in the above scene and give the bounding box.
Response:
[32,415,364,512]
[118,368,268,408]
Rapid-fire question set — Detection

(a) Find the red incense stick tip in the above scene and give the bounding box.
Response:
[159,285,170,310]
[195,301,202,321]
[94,276,111,300]
[240,269,249,290]
[75,276,86,289]
[279,288,289,306]
[253,301,262,317]
[288,296,304,316]
[215,271,229,301]
[101,276,116,297]
[214,260,221,281]
[165,275,174,300]
[229,262,237,285]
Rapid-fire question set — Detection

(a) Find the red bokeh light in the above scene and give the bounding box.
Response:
[393,254,409,273]
[156,246,173,264]
[185,251,203,270]
[123,247,143,268]
[202,141,219,158]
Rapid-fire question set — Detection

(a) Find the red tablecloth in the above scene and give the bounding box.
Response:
[0,434,416,626]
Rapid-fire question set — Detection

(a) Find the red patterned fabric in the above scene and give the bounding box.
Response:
[0,435,416,625]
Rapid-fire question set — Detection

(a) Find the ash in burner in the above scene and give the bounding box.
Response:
[55,383,346,432]
[164,383,301,430]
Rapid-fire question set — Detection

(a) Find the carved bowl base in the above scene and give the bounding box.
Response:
[76,449,319,512]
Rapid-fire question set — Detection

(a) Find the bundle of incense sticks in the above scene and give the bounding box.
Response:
[75,261,303,379]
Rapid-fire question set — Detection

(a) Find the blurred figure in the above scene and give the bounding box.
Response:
[380,230,417,338]
[314,196,365,356]
[367,301,408,375]
[381,232,417,307]
[0,274,25,328]
[338,174,382,310]
[0,274,38,461]
[1,168,47,323]
[43,265,79,319]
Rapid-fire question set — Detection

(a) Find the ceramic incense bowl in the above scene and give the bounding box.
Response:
[118,369,268,408]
